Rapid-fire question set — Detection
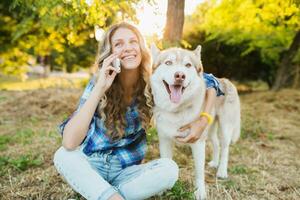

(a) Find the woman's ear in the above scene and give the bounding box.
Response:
[150,43,160,63]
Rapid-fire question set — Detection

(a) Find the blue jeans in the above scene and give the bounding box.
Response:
[53,147,179,200]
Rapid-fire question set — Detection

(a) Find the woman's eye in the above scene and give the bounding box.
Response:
[165,60,173,65]
[130,40,138,44]
[115,43,121,47]
[185,63,192,67]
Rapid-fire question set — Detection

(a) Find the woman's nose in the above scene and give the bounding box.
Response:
[123,42,134,52]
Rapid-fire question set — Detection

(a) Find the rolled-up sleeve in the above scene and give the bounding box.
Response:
[57,77,96,135]
[203,73,225,96]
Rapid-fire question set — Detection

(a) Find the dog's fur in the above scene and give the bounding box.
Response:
[150,44,241,200]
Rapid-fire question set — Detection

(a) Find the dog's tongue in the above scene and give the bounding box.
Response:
[169,85,183,103]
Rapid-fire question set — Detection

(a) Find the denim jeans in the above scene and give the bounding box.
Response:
[53,146,179,200]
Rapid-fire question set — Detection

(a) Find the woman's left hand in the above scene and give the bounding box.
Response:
[175,117,209,143]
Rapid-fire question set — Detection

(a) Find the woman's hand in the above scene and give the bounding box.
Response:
[96,53,121,92]
[175,117,209,143]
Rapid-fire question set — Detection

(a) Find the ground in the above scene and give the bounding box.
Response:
[0,83,299,199]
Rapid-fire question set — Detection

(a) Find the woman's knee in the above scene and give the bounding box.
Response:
[53,146,67,165]
[158,158,179,188]
[53,146,82,170]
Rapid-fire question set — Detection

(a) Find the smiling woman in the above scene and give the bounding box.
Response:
[110,28,142,70]
[53,22,179,200]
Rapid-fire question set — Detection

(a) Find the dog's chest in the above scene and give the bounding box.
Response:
[154,105,201,137]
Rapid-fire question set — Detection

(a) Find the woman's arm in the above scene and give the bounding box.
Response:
[62,53,120,150]
[62,81,106,150]
[176,88,216,143]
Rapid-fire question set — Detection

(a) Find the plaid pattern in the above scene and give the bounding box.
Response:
[58,77,146,168]
[203,73,225,96]
[58,73,223,168]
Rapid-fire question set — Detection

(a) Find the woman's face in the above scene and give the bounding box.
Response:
[111,27,142,70]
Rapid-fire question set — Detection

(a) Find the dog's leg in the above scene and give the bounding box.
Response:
[191,141,206,200]
[208,122,219,168]
[158,136,173,158]
[217,124,232,179]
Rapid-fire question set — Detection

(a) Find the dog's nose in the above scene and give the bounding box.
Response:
[174,71,186,81]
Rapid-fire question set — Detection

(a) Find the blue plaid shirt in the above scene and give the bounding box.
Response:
[203,73,225,96]
[58,77,146,169]
[58,73,223,168]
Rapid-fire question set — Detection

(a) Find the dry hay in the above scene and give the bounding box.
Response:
[0,88,300,200]
[0,88,82,120]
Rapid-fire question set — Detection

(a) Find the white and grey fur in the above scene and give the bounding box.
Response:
[150,44,241,200]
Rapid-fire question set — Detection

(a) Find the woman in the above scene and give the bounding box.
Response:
[53,22,179,200]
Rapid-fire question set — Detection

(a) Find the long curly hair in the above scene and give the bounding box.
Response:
[93,22,153,140]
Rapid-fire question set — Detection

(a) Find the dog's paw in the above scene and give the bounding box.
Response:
[216,168,228,179]
[194,188,206,200]
[208,160,218,168]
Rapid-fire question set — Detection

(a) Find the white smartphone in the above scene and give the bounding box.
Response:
[112,58,121,73]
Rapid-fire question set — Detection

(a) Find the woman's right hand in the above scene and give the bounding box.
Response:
[96,53,121,92]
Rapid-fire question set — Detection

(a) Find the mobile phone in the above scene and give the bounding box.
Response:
[112,58,121,73]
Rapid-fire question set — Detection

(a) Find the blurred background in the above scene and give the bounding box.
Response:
[1,0,299,90]
[0,0,299,199]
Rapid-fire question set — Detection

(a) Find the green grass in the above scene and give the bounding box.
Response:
[0,154,43,174]
[229,165,248,175]
[220,179,238,190]
[0,95,8,103]
[146,127,159,144]
[0,135,12,151]
[164,181,194,200]
[241,115,267,139]
[0,128,35,150]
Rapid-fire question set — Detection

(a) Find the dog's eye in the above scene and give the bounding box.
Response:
[165,60,173,65]
[185,63,192,68]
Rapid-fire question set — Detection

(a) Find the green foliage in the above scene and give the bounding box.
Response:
[183,0,300,86]
[0,0,139,76]
[202,0,300,64]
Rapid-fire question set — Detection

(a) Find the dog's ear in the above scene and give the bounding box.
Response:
[194,45,203,74]
[150,43,160,62]
[193,45,202,58]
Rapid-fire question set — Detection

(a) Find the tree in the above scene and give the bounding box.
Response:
[272,30,300,90]
[0,0,139,76]
[163,0,185,47]
[185,0,300,88]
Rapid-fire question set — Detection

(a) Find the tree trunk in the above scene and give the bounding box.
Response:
[163,0,185,47]
[292,64,300,88]
[272,30,300,90]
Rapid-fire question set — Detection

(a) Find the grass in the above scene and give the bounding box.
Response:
[0,82,300,199]
[146,127,159,144]
[0,128,35,150]
[164,181,195,199]
[0,76,88,91]
[0,154,43,174]
[229,165,248,175]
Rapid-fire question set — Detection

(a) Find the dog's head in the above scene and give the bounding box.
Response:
[150,44,205,110]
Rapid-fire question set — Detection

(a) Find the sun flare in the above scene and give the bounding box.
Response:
[135,0,204,38]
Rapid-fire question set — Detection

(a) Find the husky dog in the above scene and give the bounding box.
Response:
[150,44,240,200]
